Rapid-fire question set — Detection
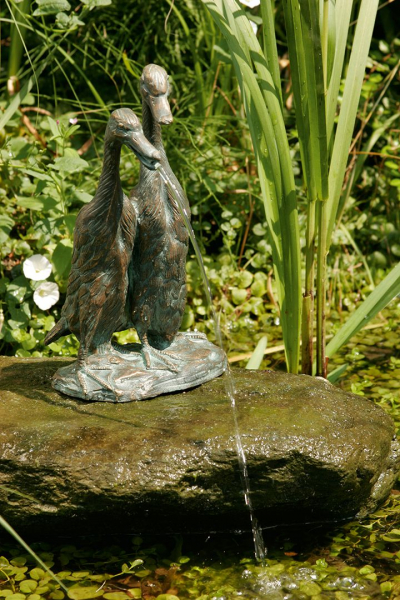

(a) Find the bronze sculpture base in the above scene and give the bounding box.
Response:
[51,332,227,402]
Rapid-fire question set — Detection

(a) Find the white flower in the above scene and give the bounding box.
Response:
[23,254,52,281]
[69,117,78,125]
[249,20,258,35]
[33,281,60,311]
[240,0,260,7]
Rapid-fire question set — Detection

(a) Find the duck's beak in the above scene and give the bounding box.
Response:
[149,94,173,125]
[126,130,161,171]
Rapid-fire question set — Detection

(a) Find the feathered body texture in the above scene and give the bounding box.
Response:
[45,109,138,356]
[130,72,190,351]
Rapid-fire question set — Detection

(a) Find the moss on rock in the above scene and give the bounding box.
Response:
[0,357,398,535]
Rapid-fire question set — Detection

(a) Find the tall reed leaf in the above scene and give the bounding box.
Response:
[320,0,336,90]
[281,0,329,374]
[325,0,353,149]
[200,0,383,375]
[260,0,282,109]
[283,0,328,204]
[246,336,268,370]
[326,262,400,359]
[326,0,379,247]
[6,0,30,93]
[202,0,302,373]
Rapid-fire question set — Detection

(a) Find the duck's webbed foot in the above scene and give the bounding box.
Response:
[94,342,124,365]
[76,358,120,403]
[176,331,208,341]
[140,334,182,373]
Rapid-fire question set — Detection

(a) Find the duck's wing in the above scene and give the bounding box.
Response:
[123,192,140,330]
[45,203,106,344]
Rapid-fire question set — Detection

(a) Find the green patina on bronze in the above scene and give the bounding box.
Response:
[0,357,398,536]
[43,65,226,403]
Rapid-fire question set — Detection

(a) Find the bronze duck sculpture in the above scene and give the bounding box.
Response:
[45,108,160,397]
[129,64,192,371]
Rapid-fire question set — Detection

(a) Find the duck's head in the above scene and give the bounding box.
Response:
[108,108,161,170]
[140,64,173,125]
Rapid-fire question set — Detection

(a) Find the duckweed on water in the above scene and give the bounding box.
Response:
[2,492,400,600]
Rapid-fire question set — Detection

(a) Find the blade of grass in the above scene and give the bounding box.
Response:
[326,0,353,149]
[54,45,108,112]
[326,261,400,359]
[339,223,374,288]
[327,363,348,383]
[260,0,282,109]
[0,486,38,503]
[352,112,400,188]
[228,323,385,363]
[246,336,268,369]
[0,75,34,129]
[0,515,69,594]
[326,0,379,248]
[165,0,207,115]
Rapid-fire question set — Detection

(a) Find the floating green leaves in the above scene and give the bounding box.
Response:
[19,579,37,594]
[1,485,400,600]
[68,586,103,600]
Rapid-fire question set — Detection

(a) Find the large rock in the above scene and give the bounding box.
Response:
[0,356,398,535]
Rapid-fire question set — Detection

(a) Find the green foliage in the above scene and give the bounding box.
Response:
[203,0,302,373]
[0,0,399,364]
[0,112,95,357]
[202,0,400,376]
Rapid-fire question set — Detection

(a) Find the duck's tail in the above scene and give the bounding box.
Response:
[44,317,69,346]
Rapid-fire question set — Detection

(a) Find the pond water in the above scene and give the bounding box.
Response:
[1,304,400,599]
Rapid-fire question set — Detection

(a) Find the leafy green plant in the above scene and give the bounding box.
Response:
[202,0,400,376]
[1,0,399,364]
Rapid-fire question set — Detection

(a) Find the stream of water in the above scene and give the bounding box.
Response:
[158,165,266,563]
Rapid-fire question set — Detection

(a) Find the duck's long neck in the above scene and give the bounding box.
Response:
[142,100,167,161]
[92,132,123,232]
[140,98,190,216]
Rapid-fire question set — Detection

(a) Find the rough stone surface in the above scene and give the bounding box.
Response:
[0,356,399,536]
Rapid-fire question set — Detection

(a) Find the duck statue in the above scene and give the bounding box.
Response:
[45,108,160,400]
